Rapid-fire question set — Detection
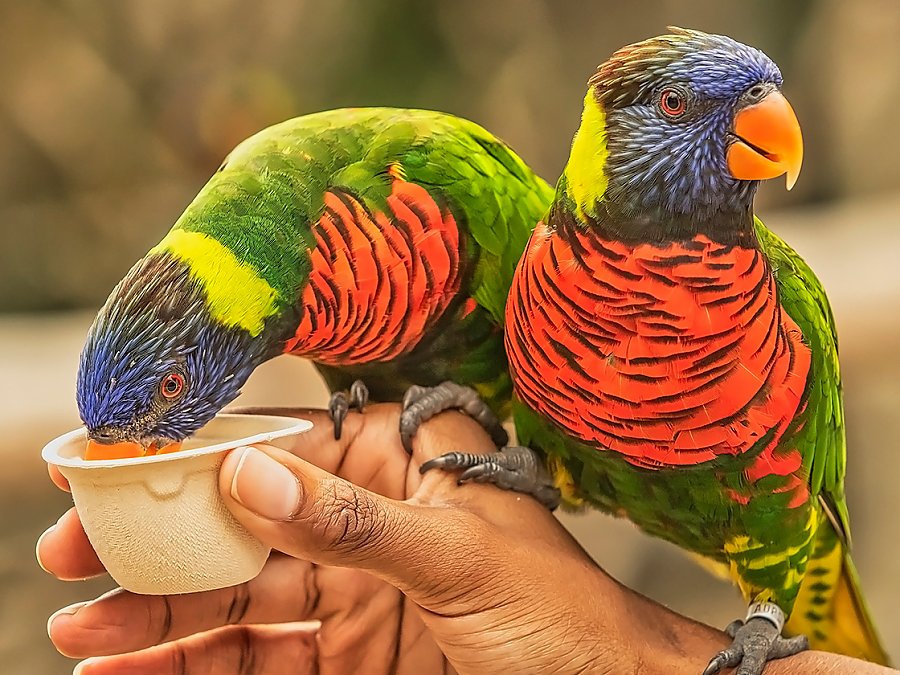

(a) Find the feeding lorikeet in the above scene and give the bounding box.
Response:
[422,28,889,675]
[76,108,551,458]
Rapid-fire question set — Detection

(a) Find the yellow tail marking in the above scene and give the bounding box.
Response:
[787,540,890,665]
[547,455,584,508]
[152,229,279,336]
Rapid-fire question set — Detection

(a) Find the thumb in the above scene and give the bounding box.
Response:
[218,444,485,601]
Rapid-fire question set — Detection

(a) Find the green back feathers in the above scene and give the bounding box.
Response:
[151,107,551,336]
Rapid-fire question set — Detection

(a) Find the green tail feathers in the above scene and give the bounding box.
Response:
[785,523,890,665]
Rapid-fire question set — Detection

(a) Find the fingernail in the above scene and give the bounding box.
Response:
[229,447,302,520]
[47,601,90,638]
[35,524,57,573]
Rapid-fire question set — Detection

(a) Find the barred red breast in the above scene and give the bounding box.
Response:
[506,221,811,472]
[284,180,463,364]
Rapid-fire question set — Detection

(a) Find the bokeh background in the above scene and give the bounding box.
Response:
[2,1,899,672]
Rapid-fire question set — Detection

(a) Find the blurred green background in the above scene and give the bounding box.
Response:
[2,1,899,672]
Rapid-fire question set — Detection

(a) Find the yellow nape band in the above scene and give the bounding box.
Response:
[151,229,279,336]
[564,88,609,220]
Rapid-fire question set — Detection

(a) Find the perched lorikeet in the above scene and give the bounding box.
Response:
[422,28,889,675]
[77,108,551,456]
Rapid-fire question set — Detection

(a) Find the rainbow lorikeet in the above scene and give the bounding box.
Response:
[76,108,551,458]
[421,28,889,675]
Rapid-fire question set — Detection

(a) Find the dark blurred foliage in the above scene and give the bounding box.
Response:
[3,0,900,311]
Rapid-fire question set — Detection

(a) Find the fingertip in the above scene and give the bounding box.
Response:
[36,524,57,573]
[48,464,71,492]
[73,657,97,674]
[37,508,106,580]
[47,601,91,647]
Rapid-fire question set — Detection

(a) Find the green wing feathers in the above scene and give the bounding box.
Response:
[756,217,887,663]
[193,108,551,325]
[755,217,848,536]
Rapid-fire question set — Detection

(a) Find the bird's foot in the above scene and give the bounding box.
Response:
[703,603,808,675]
[399,381,508,454]
[328,380,369,440]
[420,445,560,510]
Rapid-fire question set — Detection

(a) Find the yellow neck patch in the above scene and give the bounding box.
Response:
[563,88,609,220]
[151,229,279,337]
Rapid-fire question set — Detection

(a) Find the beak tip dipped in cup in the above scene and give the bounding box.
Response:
[42,413,312,595]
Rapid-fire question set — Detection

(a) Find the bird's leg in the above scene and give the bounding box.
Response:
[399,381,508,453]
[328,380,369,440]
[702,603,808,675]
[420,445,561,510]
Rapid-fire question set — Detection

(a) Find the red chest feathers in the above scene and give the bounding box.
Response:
[284,182,463,364]
[506,223,811,468]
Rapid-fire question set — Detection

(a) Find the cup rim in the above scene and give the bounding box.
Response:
[42,413,313,469]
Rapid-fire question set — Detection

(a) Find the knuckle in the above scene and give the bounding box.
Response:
[149,594,174,644]
[222,582,251,625]
[235,626,257,675]
[308,479,387,555]
[168,640,187,675]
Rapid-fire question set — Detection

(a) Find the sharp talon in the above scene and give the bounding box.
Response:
[329,392,349,440]
[458,464,492,483]
[400,413,421,455]
[420,452,465,474]
[328,381,370,441]
[418,446,559,509]
[703,648,741,675]
[349,380,368,413]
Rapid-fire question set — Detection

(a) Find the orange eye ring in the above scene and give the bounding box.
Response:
[660,88,687,117]
[160,372,185,399]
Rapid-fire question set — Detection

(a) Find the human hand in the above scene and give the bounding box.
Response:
[38,405,894,674]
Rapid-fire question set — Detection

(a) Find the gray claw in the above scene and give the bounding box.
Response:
[703,616,808,675]
[349,379,368,412]
[329,392,349,441]
[399,381,508,454]
[420,446,560,510]
[402,385,427,410]
[328,380,370,441]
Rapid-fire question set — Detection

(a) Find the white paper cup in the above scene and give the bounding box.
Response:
[42,413,312,595]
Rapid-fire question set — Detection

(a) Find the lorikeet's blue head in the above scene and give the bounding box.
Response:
[76,254,279,447]
[562,27,803,230]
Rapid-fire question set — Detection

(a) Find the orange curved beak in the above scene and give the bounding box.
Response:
[84,439,183,460]
[727,90,803,190]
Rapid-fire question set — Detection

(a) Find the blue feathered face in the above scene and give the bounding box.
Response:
[77,255,271,445]
[593,28,799,220]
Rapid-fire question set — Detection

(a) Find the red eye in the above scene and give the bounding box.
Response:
[160,373,185,399]
[660,89,687,117]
